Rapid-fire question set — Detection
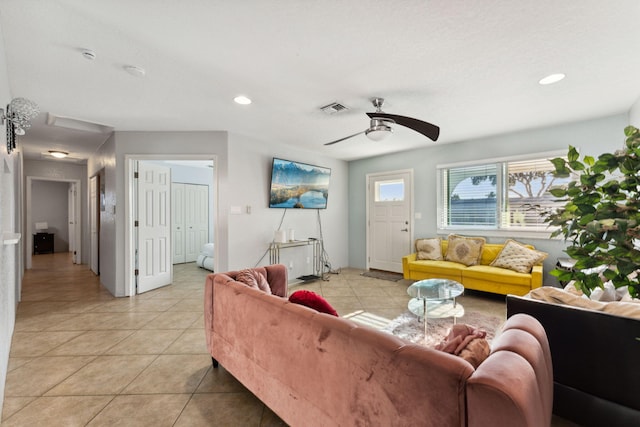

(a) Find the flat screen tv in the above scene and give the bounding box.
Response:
[269,158,331,209]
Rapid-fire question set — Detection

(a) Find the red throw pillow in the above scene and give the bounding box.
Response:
[289,290,338,316]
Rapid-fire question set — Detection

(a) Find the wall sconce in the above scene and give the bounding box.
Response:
[1,97,40,154]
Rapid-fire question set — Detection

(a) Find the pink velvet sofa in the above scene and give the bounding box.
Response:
[204,265,553,427]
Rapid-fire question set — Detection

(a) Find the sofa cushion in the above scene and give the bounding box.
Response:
[409,260,466,278]
[289,290,338,316]
[415,238,443,260]
[236,269,272,294]
[445,234,485,266]
[464,265,533,286]
[490,239,547,273]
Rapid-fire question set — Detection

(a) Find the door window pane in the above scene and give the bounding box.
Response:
[376,180,404,201]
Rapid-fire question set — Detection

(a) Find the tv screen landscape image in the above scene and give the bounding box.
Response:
[269,158,331,209]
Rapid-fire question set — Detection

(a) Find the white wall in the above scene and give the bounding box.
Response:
[0,20,19,414]
[349,113,629,286]
[31,180,69,252]
[227,133,349,277]
[630,95,640,127]
[23,160,89,262]
[87,134,117,295]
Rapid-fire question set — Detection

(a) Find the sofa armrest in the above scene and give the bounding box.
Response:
[531,264,543,289]
[402,253,417,279]
[467,313,553,427]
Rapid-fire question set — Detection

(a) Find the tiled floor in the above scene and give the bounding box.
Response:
[2,253,575,426]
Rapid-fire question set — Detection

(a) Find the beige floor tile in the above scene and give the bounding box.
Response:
[1,397,36,421]
[188,313,206,329]
[127,298,182,312]
[123,354,211,394]
[106,329,183,355]
[167,298,203,312]
[195,365,247,393]
[44,312,121,331]
[87,394,191,427]
[173,392,265,427]
[45,355,157,396]
[7,357,34,372]
[5,355,96,396]
[319,286,357,297]
[163,329,209,354]
[0,396,112,427]
[9,331,84,357]
[141,310,202,330]
[46,330,135,356]
[14,313,81,332]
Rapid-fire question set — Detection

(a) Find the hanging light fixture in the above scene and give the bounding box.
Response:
[48,150,69,159]
[1,97,40,154]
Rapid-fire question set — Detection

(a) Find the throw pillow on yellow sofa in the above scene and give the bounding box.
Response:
[445,234,485,266]
[415,237,443,260]
[490,239,547,273]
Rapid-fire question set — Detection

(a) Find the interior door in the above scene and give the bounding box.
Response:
[185,184,209,262]
[137,161,172,293]
[68,182,81,264]
[172,183,186,264]
[90,175,99,275]
[68,184,75,255]
[367,171,413,273]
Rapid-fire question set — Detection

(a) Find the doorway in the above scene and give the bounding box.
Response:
[25,176,82,270]
[124,156,217,296]
[366,170,413,273]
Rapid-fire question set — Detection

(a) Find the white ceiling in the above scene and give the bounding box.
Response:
[1,0,640,162]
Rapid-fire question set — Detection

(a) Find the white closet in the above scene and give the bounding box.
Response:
[172,183,209,264]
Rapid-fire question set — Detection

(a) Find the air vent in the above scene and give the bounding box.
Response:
[320,102,349,114]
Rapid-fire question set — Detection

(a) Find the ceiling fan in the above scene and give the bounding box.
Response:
[324,97,440,146]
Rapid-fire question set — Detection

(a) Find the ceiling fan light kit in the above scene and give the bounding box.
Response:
[324,97,439,146]
[365,122,393,141]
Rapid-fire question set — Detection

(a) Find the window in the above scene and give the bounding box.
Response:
[375,179,404,202]
[438,154,570,232]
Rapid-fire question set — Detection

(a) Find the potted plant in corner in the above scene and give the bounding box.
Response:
[545,125,640,298]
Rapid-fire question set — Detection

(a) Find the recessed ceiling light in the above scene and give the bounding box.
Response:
[48,150,69,159]
[539,73,566,85]
[234,95,252,105]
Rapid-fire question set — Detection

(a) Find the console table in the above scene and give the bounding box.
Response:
[269,238,322,281]
[33,232,54,254]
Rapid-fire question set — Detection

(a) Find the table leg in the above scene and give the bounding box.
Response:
[453,297,457,325]
[423,298,428,337]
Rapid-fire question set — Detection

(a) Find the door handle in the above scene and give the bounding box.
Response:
[400,228,408,232]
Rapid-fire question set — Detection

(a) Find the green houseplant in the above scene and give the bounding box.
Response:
[546,125,640,298]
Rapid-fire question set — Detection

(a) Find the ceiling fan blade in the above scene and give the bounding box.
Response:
[324,130,365,146]
[366,113,440,141]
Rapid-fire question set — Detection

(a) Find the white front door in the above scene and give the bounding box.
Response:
[137,161,172,293]
[185,184,209,262]
[90,175,99,275]
[367,171,413,273]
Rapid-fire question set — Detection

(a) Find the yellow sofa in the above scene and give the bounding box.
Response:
[402,239,544,296]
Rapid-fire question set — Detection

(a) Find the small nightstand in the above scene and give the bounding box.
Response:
[33,233,54,254]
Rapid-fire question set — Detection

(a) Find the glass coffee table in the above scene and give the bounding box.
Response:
[407,279,465,337]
